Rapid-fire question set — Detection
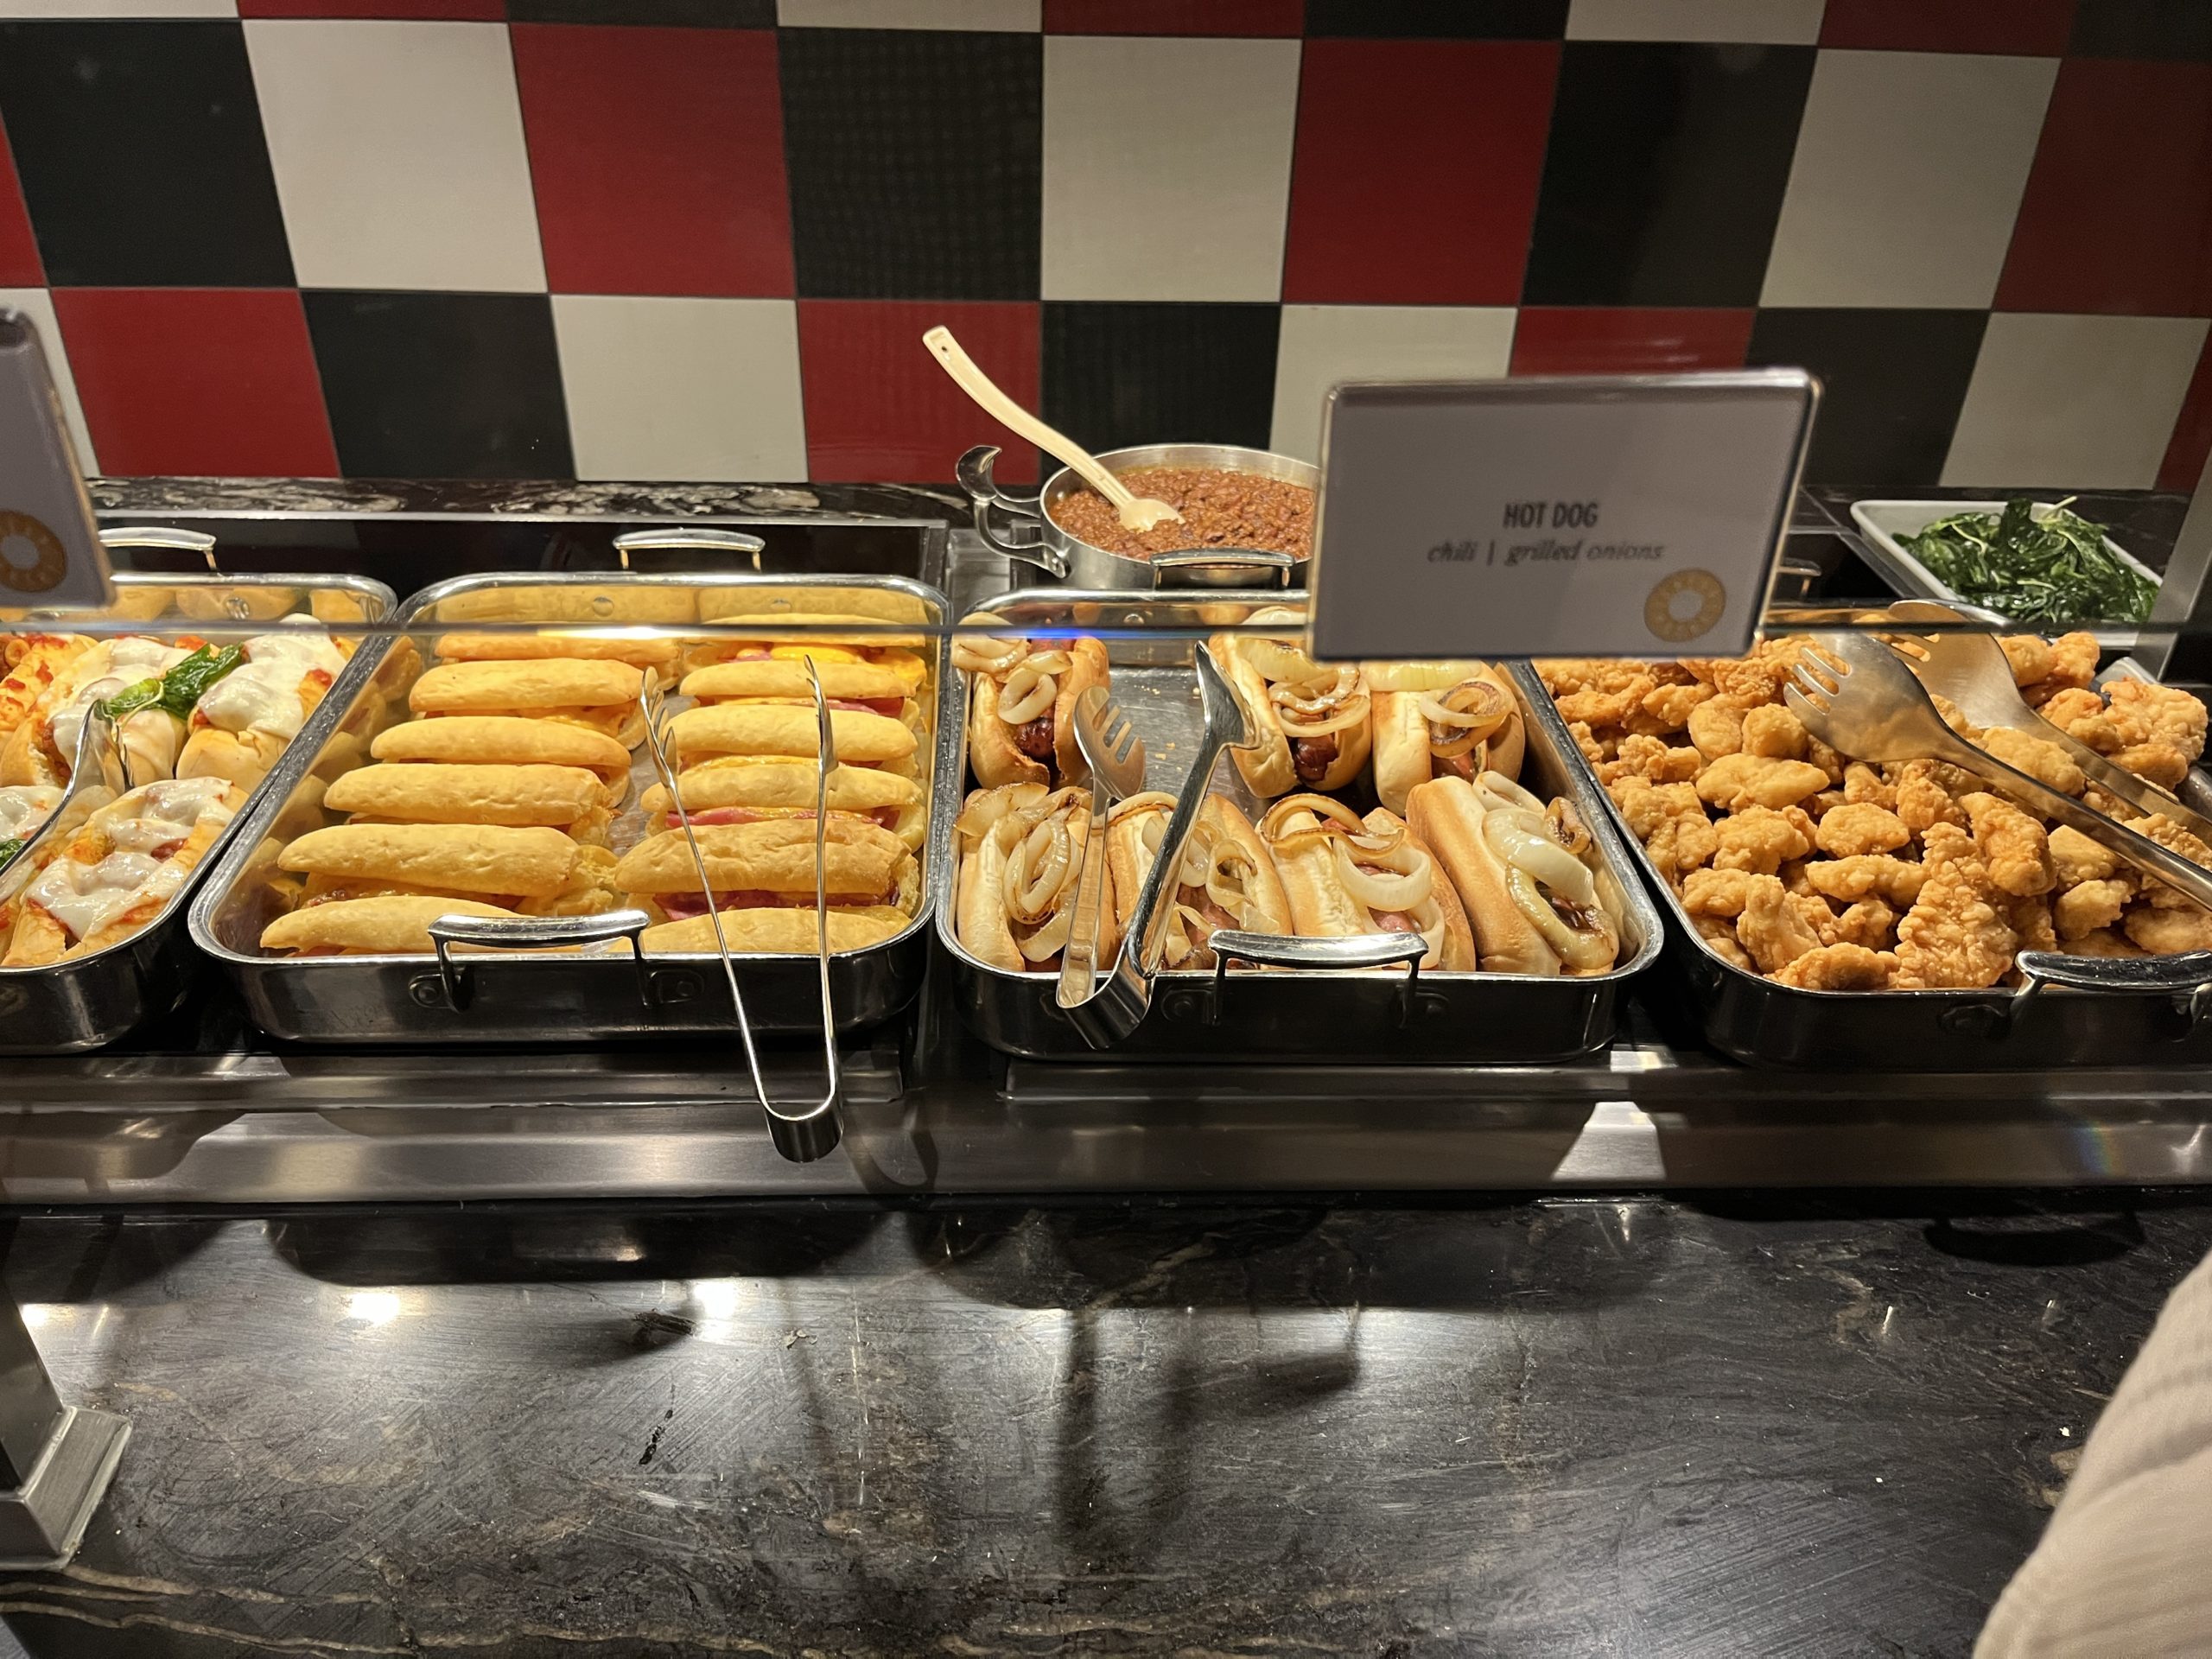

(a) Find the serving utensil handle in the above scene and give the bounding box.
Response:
[1054,775,1113,1010]
[925,327,1135,511]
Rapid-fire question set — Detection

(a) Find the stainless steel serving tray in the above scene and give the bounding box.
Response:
[188,571,950,1046]
[934,589,1662,1063]
[0,571,397,1053]
[1531,656,2212,1070]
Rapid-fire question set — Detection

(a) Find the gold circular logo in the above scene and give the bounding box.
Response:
[0,512,68,595]
[1645,567,1726,643]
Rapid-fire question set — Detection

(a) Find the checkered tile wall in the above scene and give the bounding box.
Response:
[2,0,2209,493]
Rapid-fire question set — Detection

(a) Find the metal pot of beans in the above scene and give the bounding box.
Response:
[957,442,1316,590]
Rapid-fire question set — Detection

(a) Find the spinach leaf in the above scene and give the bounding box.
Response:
[1901,498,2153,627]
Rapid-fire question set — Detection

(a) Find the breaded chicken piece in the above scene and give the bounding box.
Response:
[1681,866,1753,918]
[1695,753,1829,811]
[1695,641,1796,709]
[2126,905,2212,955]
[1740,703,1808,760]
[1808,855,1929,908]
[1806,737,1847,787]
[1737,874,1825,974]
[1960,791,2055,897]
[2048,824,2120,888]
[2046,632,2101,693]
[1710,804,1815,875]
[1815,802,1911,859]
[1891,759,1967,836]
[2037,688,2118,753]
[1687,697,1746,761]
[2008,894,2057,955]
[1892,822,2017,990]
[1599,733,1703,786]
[1977,726,2085,797]
[1842,762,1896,810]
[2065,927,2147,959]
[1611,778,1717,882]
[2113,743,2190,790]
[1637,679,1713,734]
[2106,677,2207,765]
[1824,898,1897,951]
[1567,720,1606,768]
[1555,671,1657,730]
[1999,635,2052,688]
[1774,943,1897,990]
[1778,857,1818,896]
[2136,813,2212,871]
[2056,878,2132,940]
[1692,912,1752,969]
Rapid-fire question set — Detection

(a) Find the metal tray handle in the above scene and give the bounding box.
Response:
[424,909,653,1013]
[1208,930,1429,1027]
[957,445,1064,577]
[2011,949,2212,1031]
[612,527,768,569]
[98,526,218,569]
[1149,548,1296,589]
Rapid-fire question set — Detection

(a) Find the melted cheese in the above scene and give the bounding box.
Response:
[194,628,345,739]
[0,785,61,841]
[49,638,190,765]
[26,776,234,942]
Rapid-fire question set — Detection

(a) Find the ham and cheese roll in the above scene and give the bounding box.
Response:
[260,893,524,957]
[408,659,646,747]
[369,715,631,805]
[2,775,245,966]
[679,658,911,716]
[176,629,350,788]
[666,702,915,773]
[277,822,621,918]
[613,816,915,926]
[434,630,683,685]
[640,905,911,955]
[639,755,924,850]
[429,586,697,627]
[683,611,930,692]
[322,762,613,845]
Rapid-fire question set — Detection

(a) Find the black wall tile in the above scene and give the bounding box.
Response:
[0,22,291,287]
[1746,308,1988,493]
[305,292,574,480]
[1523,42,1814,308]
[508,0,776,23]
[2069,0,2212,60]
[1042,302,1279,454]
[780,29,1039,301]
[1305,0,1567,37]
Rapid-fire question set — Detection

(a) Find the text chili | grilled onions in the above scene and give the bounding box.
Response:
[1047,467,1314,561]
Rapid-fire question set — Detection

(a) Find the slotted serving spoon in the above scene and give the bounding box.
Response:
[1056,683,1146,1010]
[923,325,1183,535]
[1881,599,2212,846]
[1783,630,2212,911]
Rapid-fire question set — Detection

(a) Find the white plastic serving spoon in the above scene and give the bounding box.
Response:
[923,325,1182,535]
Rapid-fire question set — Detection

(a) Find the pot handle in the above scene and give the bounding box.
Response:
[2012,948,2212,1031]
[423,908,655,1013]
[1150,548,1297,589]
[957,444,1066,578]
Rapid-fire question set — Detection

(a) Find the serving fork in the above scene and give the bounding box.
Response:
[1782,631,2212,912]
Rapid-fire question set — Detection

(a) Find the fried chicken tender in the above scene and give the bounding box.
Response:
[1807,855,1929,908]
[1999,635,2051,688]
[1692,912,1752,969]
[2049,825,2120,888]
[1843,763,1896,810]
[1711,804,1816,874]
[2047,632,2101,693]
[1741,703,1808,760]
[1891,823,2016,990]
[2113,743,2190,790]
[1599,733,1703,786]
[2136,813,2212,871]
[2038,688,2119,753]
[2126,905,2212,956]
[1778,857,1818,896]
[1960,791,2055,897]
[1806,737,1847,786]
[1611,778,1717,881]
[2066,927,2146,959]
[1695,753,1829,811]
[1696,641,1797,709]
[1815,802,1910,859]
[2106,677,2208,764]
[1567,720,1606,768]
[1554,670,1657,730]
[1977,727,2085,797]
[1737,874,1825,974]
[1681,866,1753,919]
[1638,680,1713,734]
[2056,878,2132,940]
[1687,698,1746,761]
[2009,894,2057,955]
[1534,659,1620,697]
[1774,943,1897,990]
[1891,759,1967,836]
[1824,898,1897,951]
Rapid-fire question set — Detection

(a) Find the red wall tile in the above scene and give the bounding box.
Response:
[1998,60,2212,316]
[1820,0,2075,54]
[53,289,338,477]
[799,300,1038,484]
[238,1,505,16]
[2159,331,2212,490]
[1043,0,1302,34]
[1510,308,1754,375]
[0,122,41,287]
[1283,40,1556,306]
[513,24,792,299]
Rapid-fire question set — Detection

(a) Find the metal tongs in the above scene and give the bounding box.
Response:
[0,705,126,905]
[637,662,842,1164]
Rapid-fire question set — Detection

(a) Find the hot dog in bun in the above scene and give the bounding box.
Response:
[1104,791,1292,969]
[1407,772,1621,977]
[1255,794,1474,970]
[950,623,1109,791]
[953,783,1118,973]
[1211,610,1371,795]
[1365,661,1525,815]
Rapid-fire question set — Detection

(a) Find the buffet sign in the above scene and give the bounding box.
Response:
[0,307,113,611]
[1308,370,1817,662]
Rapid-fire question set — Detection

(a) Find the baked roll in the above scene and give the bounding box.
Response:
[369,715,632,804]
[408,658,646,747]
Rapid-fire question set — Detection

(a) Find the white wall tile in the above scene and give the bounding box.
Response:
[246,19,545,294]
[1042,35,1300,303]
[1567,0,1823,43]
[0,1,233,15]
[0,289,98,474]
[777,0,1038,27]
[1271,305,1516,463]
[1762,50,2056,309]
[554,296,807,483]
[1942,314,2209,490]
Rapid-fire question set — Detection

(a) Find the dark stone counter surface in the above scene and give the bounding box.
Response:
[3,1192,2208,1658]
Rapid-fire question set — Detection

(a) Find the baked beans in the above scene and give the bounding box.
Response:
[1048,467,1314,561]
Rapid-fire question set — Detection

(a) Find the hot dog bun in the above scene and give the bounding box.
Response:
[370,715,632,801]
[640,905,910,955]
[668,702,914,768]
[260,894,523,956]
[1405,776,1560,977]
[279,823,581,899]
[613,817,906,899]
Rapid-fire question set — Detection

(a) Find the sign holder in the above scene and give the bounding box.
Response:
[0,308,114,613]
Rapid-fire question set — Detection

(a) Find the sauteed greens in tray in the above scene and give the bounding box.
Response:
[1902,498,2156,628]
